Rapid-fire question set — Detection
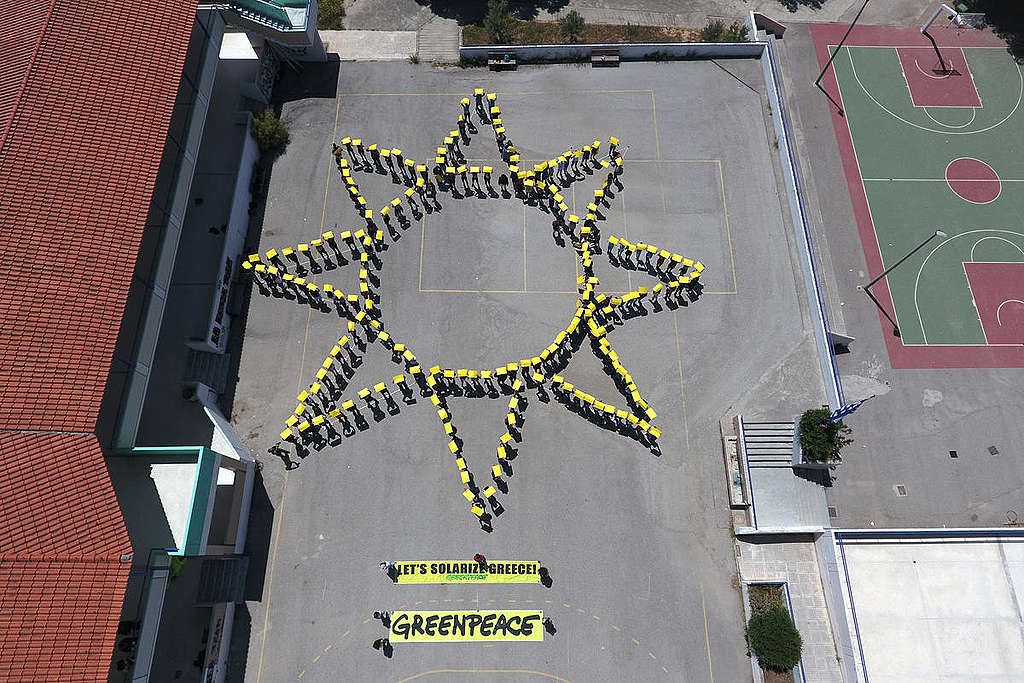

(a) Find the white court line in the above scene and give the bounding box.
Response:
[862,178,1024,182]
[922,106,976,128]
[847,47,1023,135]
[996,299,1024,326]
[962,261,989,345]
[832,50,911,339]
[969,237,1024,261]
[912,229,1024,343]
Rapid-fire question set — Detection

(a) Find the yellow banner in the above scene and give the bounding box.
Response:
[390,610,544,642]
[395,560,541,584]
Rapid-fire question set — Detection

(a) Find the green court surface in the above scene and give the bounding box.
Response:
[815,25,1024,366]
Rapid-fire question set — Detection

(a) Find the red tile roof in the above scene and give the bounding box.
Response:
[0,0,197,432]
[0,0,198,677]
[0,433,132,681]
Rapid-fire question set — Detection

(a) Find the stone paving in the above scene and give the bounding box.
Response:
[738,539,843,682]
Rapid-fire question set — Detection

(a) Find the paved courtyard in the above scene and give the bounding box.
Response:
[231,59,825,681]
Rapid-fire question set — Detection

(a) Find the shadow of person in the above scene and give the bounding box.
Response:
[383,641,394,658]
[543,618,557,635]
[539,567,552,588]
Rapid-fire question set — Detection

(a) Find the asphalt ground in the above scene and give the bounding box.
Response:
[777,23,1024,528]
[232,59,824,682]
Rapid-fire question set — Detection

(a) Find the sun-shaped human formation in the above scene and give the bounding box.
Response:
[243,89,706,529]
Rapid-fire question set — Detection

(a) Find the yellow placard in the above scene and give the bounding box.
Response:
[390,610,543,642]
[395,560,540,584]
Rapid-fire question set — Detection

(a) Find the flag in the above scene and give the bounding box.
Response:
[830,395,875,422]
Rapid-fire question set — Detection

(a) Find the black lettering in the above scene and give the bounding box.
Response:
[392,614,411,640]
[419,563,427,574]
[452,614,467,636]
[528,563,536,574]
[481,613,496,637]
[438,614,452,636]
[520,614,539,636]
[425,615,439,636]
[411,614,425,636]
[519,563,527,574]
[493,614,509,636]
[505,615,522,635]
[465,614,483,635]
[430,563,438,574]
[511,564,518,574]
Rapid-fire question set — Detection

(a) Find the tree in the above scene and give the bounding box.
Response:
[484,0,517,44]
[747,604,803,672]
[700,19,725,42]
[798,407,853,464]
[251,109,290,156]
[559,10,586,43]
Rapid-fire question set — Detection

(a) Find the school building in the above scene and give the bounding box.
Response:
[0,0,323,679]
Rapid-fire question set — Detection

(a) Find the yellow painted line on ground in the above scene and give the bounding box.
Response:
[257,69,343,683]
[672,311,692,452]
[456,598,465,602]
[297,670,304,679]
[662,666,669,673]
[342,630,350,638]
[717,160,738,293]
[362,617,370,624]
[397,670,571,683]
[592,615,601,621]
[324,644,333,652]
[418,214,426,292]
[523,203,528,291]
[701,582,715,683]
[611,625,621,631]
[650,90,662,161]
[415,601,423,605]
[632,638,641,646]
[562,603,571,608]
[649,652,657,660]
[576,608,585,614]
[312,655,321,663]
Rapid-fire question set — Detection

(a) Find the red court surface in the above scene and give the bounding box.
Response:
[811,23,1024,368]
[965,262,1024,345]
[897,46,982,107]
[946,157,1001,203]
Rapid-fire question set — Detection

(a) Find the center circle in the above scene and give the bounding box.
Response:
[945,157,1001,204]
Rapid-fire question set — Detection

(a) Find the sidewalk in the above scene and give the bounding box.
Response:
[320,30,416,60]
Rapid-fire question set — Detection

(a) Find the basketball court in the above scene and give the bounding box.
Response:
[812,22,1024,367]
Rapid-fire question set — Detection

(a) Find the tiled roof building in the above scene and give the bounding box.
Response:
[0,0,198,677]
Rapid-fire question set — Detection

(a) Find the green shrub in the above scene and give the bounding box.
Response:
[559,10,586,43]
[318,0,345,30]
[798,407,853,464]
[748,583,784,616]
[700,19,725,41]
[168,556,187,583]
[747,604,803,672]
[624,22,644,41]
[724,21,749,42]
[251,109,290,156]
[484,0,517,43]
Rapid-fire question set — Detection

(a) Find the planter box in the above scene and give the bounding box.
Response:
[792,415,836,470]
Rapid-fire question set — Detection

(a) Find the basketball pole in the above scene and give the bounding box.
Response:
[814,0,871,117]
[921,4,966,75]
[858,230,947,337]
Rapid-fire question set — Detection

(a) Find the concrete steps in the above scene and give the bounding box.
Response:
[743,421,794,468]
[417,17,460,63]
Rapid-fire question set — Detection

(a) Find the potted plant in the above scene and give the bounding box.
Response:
[792,407,852,468]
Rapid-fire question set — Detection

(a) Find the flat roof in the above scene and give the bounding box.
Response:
[838,531,1024,682]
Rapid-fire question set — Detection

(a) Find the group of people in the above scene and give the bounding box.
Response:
[248,88,706,521]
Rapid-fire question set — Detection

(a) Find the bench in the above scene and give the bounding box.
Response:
[488,51,517,71]
[591,47,620,67]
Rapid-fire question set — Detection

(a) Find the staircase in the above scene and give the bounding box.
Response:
[184,349,232,395]
[417,16,460,63]
[742,421,794,469]
[196,556,250,605]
